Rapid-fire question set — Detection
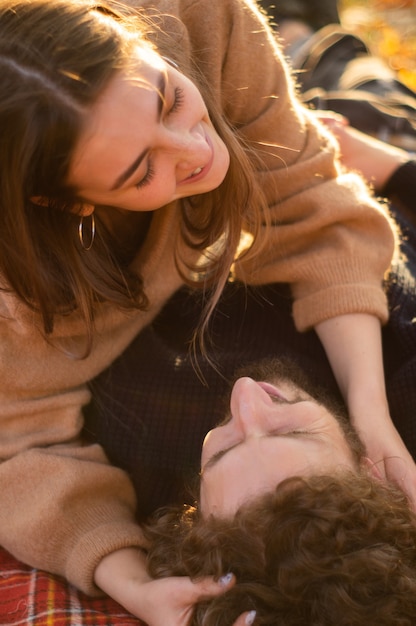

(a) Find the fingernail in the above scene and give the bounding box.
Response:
[246,610,257,625]
[219,572,233,586]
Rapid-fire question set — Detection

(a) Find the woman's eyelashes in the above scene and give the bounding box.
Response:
[135,86,184,190]
[169,86,184,114]
[135,160,155,189]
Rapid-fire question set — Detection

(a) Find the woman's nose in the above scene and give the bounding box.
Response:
[167,123,210,167]
[229,377,271,435]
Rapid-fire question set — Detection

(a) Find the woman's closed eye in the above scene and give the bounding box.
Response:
[135,159,155,189]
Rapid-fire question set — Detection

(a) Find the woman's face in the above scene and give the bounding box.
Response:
[67,46,230,212]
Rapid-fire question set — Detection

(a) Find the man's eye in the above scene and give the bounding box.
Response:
[170,87,184,114]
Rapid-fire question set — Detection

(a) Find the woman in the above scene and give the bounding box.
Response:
[0,0,412,623]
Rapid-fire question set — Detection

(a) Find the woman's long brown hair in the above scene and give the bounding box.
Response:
[0,0,267,355]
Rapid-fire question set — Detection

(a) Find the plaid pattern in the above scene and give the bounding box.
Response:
[0,548,142,626]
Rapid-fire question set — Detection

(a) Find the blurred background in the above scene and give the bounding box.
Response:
[339,0,416,90]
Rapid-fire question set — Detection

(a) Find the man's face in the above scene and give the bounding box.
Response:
[200,360,360,517]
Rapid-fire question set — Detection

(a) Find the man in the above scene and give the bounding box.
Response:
[144,356,416,626]
[88,263,416,519]
[3,355,415,625]
[199,356,369,516]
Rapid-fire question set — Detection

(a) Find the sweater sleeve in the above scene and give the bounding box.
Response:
[0,198,183,595]
[177,0,397,330]
[0,297,148,596]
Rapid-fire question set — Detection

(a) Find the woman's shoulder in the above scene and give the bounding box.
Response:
[138,0,263,45]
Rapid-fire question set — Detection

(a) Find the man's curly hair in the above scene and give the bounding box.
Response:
[145,472,416,625]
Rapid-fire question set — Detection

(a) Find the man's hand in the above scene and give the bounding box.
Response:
[315,110,408,191]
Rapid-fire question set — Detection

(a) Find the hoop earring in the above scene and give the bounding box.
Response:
[162,56,179,69]
[78,213,96,250]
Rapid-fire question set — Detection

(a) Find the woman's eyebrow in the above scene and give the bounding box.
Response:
[109,70,167,191]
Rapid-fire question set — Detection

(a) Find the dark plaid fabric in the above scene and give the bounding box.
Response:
[87,206,416,519]
[0,547,141,625]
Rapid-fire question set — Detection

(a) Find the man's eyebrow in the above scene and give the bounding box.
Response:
[201,442,241,474]
[201,422,312,474]
[109,71,166,191]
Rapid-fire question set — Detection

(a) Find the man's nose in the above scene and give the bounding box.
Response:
[229,377,270,435]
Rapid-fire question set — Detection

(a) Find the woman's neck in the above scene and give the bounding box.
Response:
[96,206,153,256]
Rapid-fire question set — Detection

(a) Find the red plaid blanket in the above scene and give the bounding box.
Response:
[0,547,142,625]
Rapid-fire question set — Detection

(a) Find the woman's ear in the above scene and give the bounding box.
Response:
[77,202,95,216]
[30,196,95,216]
[361,456,384,481]
[30,195,50,207]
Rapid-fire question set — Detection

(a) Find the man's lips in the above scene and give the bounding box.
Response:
[257,381,289,402]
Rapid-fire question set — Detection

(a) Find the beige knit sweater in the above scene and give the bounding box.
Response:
[0,0,395,595]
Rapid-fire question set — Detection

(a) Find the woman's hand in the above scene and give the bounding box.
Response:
[232,610,257,625]
[94,547,236,626]
[124,572,237,626]
[354,408,416,511]
[316,313,416,510]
